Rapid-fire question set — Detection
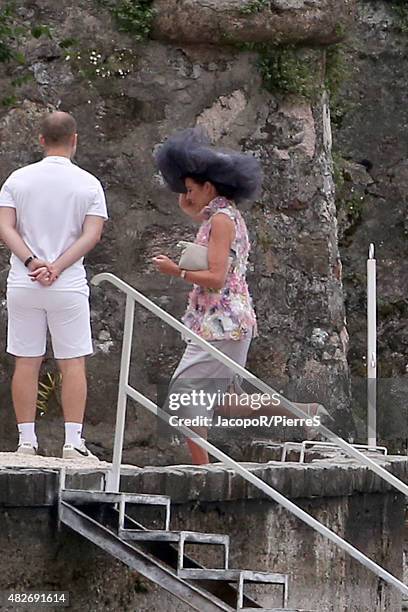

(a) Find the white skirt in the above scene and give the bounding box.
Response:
[164,329,253,419]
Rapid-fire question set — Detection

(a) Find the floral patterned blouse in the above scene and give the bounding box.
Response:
[181,196,258,341]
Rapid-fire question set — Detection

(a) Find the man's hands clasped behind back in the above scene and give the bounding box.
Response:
[27,259,61,287]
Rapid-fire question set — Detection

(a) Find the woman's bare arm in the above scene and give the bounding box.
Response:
[181,213,235,289]
[152,213,235,289]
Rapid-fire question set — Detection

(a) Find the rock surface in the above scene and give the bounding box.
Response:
[151,0,356,46]
[333,0,408,450]
[0,0,352,464]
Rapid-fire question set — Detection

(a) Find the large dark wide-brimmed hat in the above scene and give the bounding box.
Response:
[155,127,263,203]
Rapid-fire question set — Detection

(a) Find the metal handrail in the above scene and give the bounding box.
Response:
[91,272,408,597]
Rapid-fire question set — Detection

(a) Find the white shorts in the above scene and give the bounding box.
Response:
[6,288,94,359]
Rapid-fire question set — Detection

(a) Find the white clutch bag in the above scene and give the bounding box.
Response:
[177,241,234,271]
[177,241,209,270]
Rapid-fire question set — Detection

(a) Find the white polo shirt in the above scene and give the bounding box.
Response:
[0,156,108,295]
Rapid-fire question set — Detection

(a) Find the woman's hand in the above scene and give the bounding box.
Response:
[178,193,188,210]
[152,255,180,277]
[179,192,199,220]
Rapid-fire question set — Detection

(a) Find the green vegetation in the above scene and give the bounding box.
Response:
[1,4,51,63]
[31,24,52,39]
[325,44,348,100]
[58,37,78,49]
[231,40,349,101]
[1,94,17,108]
[64,47,138,83]
[377,298,408,319]
[256,44,319,99]
[0,2,23,63]
[325,44,351,128]
[239,0,269,15]
[0,3,53,107]
[338,193,365,225]
[333,153,367,241]
[37,372,62,416]
[332,151,345,191]
[392,0,408,34]
[98,0,155,41]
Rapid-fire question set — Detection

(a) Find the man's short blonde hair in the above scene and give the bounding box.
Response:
[40,111,77,146]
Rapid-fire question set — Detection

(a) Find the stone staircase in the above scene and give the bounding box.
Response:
[59,484,314,611]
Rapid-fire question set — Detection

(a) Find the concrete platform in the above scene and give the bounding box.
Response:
[1,451,407,611]
[1,450,407,507]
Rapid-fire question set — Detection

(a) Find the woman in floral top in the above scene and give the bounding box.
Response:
[181,194,258,342]
[153,128,330,464]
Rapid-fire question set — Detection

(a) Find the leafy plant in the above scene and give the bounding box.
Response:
[98,0,155,41]
[0,2,19,63]
[64,47,137,83]
[1,94,17,107]
[1,3,55,107]
[332,151,345,191]
[59,37,78,49]
[37,372,62,416]
[324,44,348,99]
[31,24,52,39]
[392,0,408,33]
[256,44,320,99]
[240,0,269,15]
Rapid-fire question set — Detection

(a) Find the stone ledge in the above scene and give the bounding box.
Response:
[1,452,407,507]
[151,0,356,46]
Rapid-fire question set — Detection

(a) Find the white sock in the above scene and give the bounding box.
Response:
[18,423,38,449]
[64,422,83,447]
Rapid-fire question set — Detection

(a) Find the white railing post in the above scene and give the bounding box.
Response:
[367,243,377,447]
[105,294,135,492]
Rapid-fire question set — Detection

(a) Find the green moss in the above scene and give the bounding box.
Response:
[334,22,346,38]
[65,47,138,83]
[0,3,55,107]
[392,0,408,33]
[239,0,269,15]
[0,2,20,63]
[336,193,365,226]
[325,45,348,99]
[332,151,345,191]
[233,42,348,101]
[377,298,408,319]
[255,43,320,99]
[1,3,51,63]
[98,0,155,41]
[59,37,78,49]
[1,94,18,108]
[31,24,52,39]
[228,33,349,102]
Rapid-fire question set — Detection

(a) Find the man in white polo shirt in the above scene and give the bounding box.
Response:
[0,111,108,459]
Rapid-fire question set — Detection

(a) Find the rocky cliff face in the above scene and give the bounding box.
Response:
[0,0,355,462]
[333,0,408,449]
